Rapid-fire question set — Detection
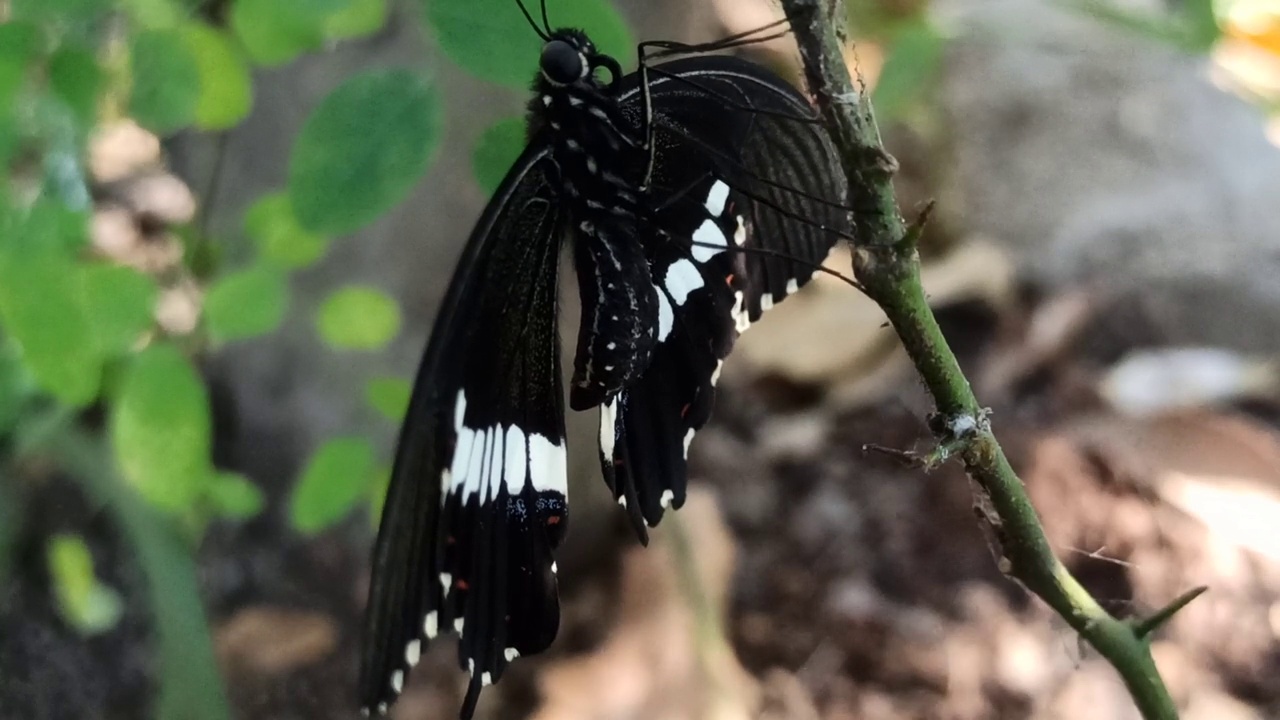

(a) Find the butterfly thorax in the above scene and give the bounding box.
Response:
[528,33,662,411]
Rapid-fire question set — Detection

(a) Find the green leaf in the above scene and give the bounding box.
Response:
[288,69,440,235]
[206,472,265,519]
[129,29,201,133]
[230,0,359,66]
[0,245,101,405]
[316,286,400,350]
[111,343,213,513]
[425,0,633,88]
[79,263,158,356]
[203,264,289,342]
[121,0,186,28]
[324,0,388,40]
[472,116,526,194]
[47,534,124,635]
[290,437,376,533]
[245,191,329,268]
[871,20,943,122]
[48,45,104,129]
[365,376,410,421]
[183,23,253,130]
[0,338,34,435]
[0,21,45,68]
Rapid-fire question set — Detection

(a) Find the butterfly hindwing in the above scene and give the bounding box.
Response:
[595,55,848,538]
[359,145,568,716]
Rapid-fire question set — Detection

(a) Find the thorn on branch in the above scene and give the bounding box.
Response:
[901,199,937,251]
[1132,586,1209,640]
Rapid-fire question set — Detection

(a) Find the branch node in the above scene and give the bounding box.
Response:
[1133,586,1209,640]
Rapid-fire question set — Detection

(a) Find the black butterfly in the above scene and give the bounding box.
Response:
[360,3,850,717]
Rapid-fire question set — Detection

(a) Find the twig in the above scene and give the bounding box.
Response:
[777,1,1202,718]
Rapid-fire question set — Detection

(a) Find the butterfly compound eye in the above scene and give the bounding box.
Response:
[540,40,585,85]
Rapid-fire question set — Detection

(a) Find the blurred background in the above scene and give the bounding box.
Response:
[2,0,1279,718]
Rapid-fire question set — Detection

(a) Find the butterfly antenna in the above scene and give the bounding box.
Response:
[516,0,550,40]
[540,0,552,35]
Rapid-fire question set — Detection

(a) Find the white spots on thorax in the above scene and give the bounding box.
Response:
[569,96,583,107]
[606,341,616,350]
[691,219,728,262]
[586,157,597,174]
[664,258,703,305]
[449,390,565,500]
[565,138,580,151]
[600,397,618,459]
[660,489,675,508]
[542,95,552,106]
[405,639,421,667]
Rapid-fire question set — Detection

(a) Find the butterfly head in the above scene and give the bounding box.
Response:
[540,30,620,91]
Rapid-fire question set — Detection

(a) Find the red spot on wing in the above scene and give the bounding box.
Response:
[456,578,470,591]
[680,403,690,418]
[546,516,562,526]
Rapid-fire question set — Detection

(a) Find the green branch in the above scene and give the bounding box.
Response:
[777,2,1201,718]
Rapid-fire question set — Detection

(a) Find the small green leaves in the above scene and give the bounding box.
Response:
[129,29,201,133]
[425,0,633,88]
[183,23,253,130]
[231,0,388,67]
[47,534,124,635]
[288,69,440,235]
[207,472,266,520]
[316,286,400,350]
[111,344,213,513]
[245,192,329,268]
[203,264,289,343]
[365,376,410,421]
[48,45,103,128]
[79,263,157,356]
[0,245,101,406]
[473,116,527,194]
[290,437,377,533]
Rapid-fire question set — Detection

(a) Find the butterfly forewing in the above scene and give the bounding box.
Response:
[360,145,568,716]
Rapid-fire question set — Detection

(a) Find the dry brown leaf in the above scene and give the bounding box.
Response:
[215,606,339,675]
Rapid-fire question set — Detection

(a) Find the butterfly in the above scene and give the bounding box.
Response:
[359,2,850,717]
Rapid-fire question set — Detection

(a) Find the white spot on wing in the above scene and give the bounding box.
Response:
[704,180,730,216]
[760,293,774,311]
[391,670,404,694]
[482,672,493,687]
[424,611,438,637]
[711,359,724,386]
[505,647,520,662]
[683,429,696,458]
[734,216,747,245]
[504,425,527,491]
[730,290,751,333]
[660,489,674,508]
[691,219,727,262]
[786,278,799,295]
[441,573,453,592]
[455,617,465,633]
[405,639,421,667]
[600,397,618,459]
[664,258,703,305]
[528,433,567,493]
[656,288,674,341]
